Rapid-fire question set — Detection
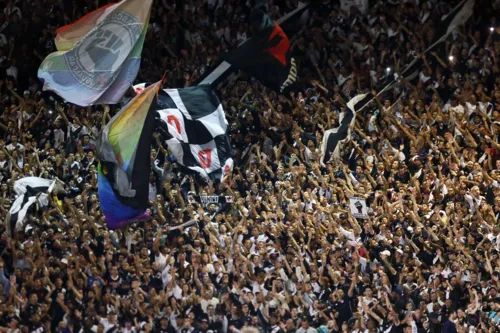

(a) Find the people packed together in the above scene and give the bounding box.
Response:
[0,0,500,332]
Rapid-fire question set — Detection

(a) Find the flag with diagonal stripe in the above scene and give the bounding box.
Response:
[320,94,372,166]
[433,0,475,47]
[5,177,63,236]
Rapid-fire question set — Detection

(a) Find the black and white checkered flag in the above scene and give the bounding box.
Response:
[152,85,233,181]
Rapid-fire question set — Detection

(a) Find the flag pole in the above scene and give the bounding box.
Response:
[356,0,474,113]
[197,2,310,87]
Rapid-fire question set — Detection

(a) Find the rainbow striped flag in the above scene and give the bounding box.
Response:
[97,80,162,229]
[38,0,152,106]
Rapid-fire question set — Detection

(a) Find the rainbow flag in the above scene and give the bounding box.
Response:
[97,80,162,229]
[38,0,152,106]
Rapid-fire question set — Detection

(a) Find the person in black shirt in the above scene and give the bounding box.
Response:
[195,318,211,333]
[332,289,353,327]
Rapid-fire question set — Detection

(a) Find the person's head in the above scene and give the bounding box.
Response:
[82,134,90,145]
[8,318,18,329]
[301,317,310,329]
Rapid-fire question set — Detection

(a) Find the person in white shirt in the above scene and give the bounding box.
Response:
[92,313,118,333]
[465,186,484,214]
[5,134,23,151]
[121,321,137,333]
[200,289,220,313]
[295,317,316,333]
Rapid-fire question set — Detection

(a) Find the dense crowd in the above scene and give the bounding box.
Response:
[0,0,500,332]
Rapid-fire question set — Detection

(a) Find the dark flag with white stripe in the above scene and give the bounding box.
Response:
[320,94,372,166]
[5,177,61,236]
[154,85,233,181]
[432,0,475,47]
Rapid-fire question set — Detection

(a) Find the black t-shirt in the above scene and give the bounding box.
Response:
[379,320,403,333]
[27,286,48,301]
[437,83,456,103]
[226,314,245,329]
[28,324,46,333]
[333,294,353,325]
[149,270,163,291]
[154,326,176,333]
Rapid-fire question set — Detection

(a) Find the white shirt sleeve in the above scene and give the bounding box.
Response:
[339,226,356,241]
[349,172,360,186]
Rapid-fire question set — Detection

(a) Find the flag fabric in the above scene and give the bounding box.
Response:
[340,0,369,15]
[97,81,161,229]
[431,0,475,47]
[320,94,371,166]
[219,2,297,93]
[153,85,233,181]
[376,0,474,99]
[5,177,62,236]
[197,2,308,87]
[38,0,152,106]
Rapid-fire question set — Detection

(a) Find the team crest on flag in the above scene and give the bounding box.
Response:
[38,0,153,106]
[66,11,143,90]
[198,149,212,168]
[167,115,182,134]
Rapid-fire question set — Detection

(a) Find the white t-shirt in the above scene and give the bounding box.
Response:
[155,252,167,271]
[200,297,220,313]
[296,328,317,333]
[6,142,23,151]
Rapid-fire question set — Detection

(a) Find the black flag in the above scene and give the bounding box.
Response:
[220,2,297,92]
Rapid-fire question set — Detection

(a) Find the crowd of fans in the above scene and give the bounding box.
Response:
[0,0,500,332]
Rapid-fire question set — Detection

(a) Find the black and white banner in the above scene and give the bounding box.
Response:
[364,0,475,108]
[320,94,371,166]
[134,84,233,181]
[432,0,475,47]
[187,195,234,207]
[5,177,62,236]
